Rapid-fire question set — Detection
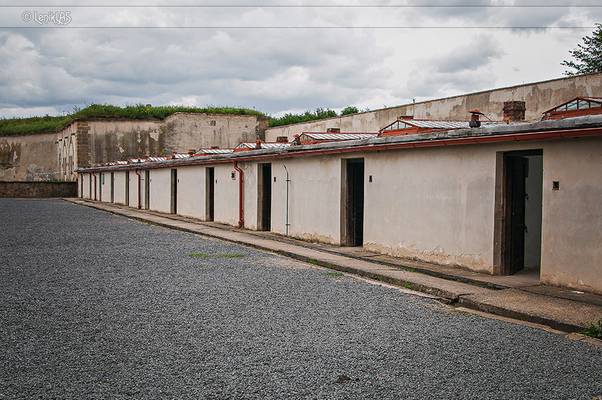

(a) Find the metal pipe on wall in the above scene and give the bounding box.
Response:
[283,164,290,236]
[233,161,245,228]
[134,169,142,209]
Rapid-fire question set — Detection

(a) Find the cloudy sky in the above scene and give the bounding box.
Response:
[0,1,600,118]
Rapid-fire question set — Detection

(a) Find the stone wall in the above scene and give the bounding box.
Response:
[0,181,77,197]
[0,133,59,181]
[266,73,602,141]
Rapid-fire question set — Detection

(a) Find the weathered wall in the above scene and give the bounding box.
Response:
[0,181,77,197]
[176,166,206,220]
[0,133,60,181]
[213,164,240,226]
[266,73,602,141]
[270,156,342,244]
[165,113,266,150]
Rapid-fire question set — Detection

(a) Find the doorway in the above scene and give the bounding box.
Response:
[170,168,177,214]
[110,172,114,203]
[205,167,215,221]
[341,158,364,246]
[501,150,543,275]
[257,163,272,231]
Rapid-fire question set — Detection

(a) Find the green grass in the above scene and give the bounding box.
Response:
[0,104,264,137]
[217,252,245,259]
[402,282,414,290]
[325,271,345,278]
[189,252,210,259]
[583,319,602,339]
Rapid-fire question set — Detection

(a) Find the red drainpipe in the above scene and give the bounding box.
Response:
[134,169,142,209]
[92,172,97,201]
[233,161,244,228]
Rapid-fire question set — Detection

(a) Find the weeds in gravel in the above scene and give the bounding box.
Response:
[583,319,602,338]
[307,258,320,266]
[217,252,244,258]
[189,252,210,259]
[325,271,344,278]
[403,282,414,290]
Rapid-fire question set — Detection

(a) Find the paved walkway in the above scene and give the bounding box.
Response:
[3,198,602,399]
[67,199,602,334]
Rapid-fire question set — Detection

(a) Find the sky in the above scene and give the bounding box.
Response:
[0,1,600,118]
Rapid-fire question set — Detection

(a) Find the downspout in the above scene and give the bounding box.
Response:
[233,161,244,228]
[92,172,97,201]
[135,169,142,209]
[283,164,290,236]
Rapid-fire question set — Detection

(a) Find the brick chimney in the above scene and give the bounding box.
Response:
[503,101,526,122]
[276,136,289,143]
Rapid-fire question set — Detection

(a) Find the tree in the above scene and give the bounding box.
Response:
[562,24,602,76]
[340,106,359,115]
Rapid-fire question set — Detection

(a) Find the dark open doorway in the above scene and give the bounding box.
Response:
[170,169,177,214]
[341,158,364,247]
[500,150,543,276]
[257,163,272,231]
[206,167,215,221]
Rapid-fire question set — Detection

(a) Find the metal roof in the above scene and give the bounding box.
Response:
[172,153,191,159]
[300,133,378,140]
[236,142,291,149]
[196,148,234,154]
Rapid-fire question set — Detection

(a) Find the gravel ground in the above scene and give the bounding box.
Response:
[1,199,601,399]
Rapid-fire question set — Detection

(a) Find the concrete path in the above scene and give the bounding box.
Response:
[66,199,602,334]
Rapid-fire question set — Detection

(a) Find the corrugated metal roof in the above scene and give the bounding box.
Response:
[236,142,291,149]
[173,153,191,159]
[301,133,378,140]
[147,156,167,162]
[404,120,501,129]
[197,148,234,154]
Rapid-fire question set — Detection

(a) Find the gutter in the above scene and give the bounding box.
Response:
[233,161,244,228]
[76,120,602,174]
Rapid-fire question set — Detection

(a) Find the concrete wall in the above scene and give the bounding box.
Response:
[113,171,127,205]
[0,181,77,197]
[149,168,172,213]
[540,138,602,294]
[100,172,111,202]
[176,166,206,220]
[165,113,266,150]
[0,132,60,181]
[213,164,240,227]
[270,156,342,244]
[266,73,602,141]
[128,170,140,209]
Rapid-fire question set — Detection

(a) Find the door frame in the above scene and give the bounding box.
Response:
[493,149,543,275]
[340,158,365,247]
[257,163,272,231]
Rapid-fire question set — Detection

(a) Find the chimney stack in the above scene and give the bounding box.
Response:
[326,127,341,133]
[503,101,526,123]
[469,109,484,128]
[276,136,289,143]
[255,139,262,149]
[188,149,195,156]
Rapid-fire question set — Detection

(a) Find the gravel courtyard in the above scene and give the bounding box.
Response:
[1,199,601,399]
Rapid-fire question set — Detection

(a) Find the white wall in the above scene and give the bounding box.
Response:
[524,155,543,269]
[100,172,111,202]
[213,164,239,226]
[540,138,602,294]
[128,170,141,208]
[113,171,127,205]
[177,166,206,220]
[271,156,342,244]
[364,147,497,272]
[149,168,172,213]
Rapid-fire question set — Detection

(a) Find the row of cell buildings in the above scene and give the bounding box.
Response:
[77,98,602,295]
